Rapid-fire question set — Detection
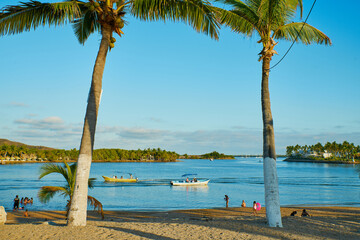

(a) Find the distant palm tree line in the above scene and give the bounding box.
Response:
[0,145,179,162]
[286,141,360,160]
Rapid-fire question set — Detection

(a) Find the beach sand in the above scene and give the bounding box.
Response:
[1,207,359,239]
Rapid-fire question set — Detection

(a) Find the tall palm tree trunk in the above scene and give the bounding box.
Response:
[67,25,111,226]
[261,55,282,227]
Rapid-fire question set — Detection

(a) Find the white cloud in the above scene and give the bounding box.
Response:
[9,102,29,107]
[15,116,65,130]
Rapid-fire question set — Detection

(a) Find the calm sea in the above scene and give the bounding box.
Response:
[0,157,359,211]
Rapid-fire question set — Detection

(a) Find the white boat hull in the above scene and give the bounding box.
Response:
[170,179,210,186]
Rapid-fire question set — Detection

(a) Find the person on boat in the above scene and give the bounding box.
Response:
[13,195,20,211]
[186,177,189,182]
[130,174,133,179]
[252,201,257,215]
[224,195,229,208]
[193,177,197,182]
[120,176,123,179]
[241,200,246,207]
[115,176,118,179]
[301,209,310,217]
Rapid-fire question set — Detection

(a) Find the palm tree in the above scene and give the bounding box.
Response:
[38,161,104,219]
[216,0,331,227]
[0,0,220,226]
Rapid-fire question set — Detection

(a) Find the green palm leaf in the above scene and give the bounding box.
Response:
[38,186,69,203]
[131,0,220,40]
[72,5,101,44]
[273,22,331,45]
[0,0,82,36]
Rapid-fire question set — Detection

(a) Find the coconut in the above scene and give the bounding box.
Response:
[89,5,95,11]
[116,21,124,29]
[110,37,116,43]
[109,43,115,48]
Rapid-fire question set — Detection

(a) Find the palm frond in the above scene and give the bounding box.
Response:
[0,0,82,36]
[88,195,104,219]
[256,0,302,29]
[38,186,69,203]
[39,162,69,180]
[213,4,258,36]
[131,0,220,40]
[273,22,331,45]
[72,5,101,44]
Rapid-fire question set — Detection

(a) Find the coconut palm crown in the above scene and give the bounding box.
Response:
[0,0,221,226]
[38,161,104,219]
[215,0,331,227]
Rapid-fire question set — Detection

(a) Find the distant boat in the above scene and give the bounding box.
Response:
[210,158,214,161]
[170,179,210,186]
[102,175,137,183]
[170,173,210,186]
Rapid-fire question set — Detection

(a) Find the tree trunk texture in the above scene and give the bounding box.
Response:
[261,56,283,227]
[67,25,111,226]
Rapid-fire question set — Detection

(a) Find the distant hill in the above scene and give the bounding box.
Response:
[0,139,55,150]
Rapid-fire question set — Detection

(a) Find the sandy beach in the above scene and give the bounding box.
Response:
[1,206,359,239]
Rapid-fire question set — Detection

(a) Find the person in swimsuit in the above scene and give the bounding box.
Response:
[13,195,20,211]
[252,201,257,215]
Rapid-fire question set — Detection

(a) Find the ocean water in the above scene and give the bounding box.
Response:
[0,157,359,212]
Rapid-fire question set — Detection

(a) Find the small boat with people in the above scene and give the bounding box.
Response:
[170,174,210,186]
[102,173,138,183]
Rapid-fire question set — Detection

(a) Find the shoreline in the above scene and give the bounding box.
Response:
[2,206,360,239]
[283,157,359,164]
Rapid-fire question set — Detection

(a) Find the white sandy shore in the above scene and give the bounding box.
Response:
[1,207,360,239]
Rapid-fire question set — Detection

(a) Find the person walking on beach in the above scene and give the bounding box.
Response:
[252,201,257,215]
[13,195,20,211]
[224,195,229,208]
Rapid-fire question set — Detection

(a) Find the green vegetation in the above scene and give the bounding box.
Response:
[182,151,234,159]
[286,141,360,163]
[38,161,103,218]
[0,144,179,162]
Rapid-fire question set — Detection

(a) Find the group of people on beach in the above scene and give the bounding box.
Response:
[224,196,261,215]
[290,209,311,217]
[224,197,311,217]
[13,195,33,211]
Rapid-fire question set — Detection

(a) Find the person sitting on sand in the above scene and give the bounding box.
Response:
[241,200,246,207]
[301,209,310,217]
[24,209,29,217]
[290,211,297,216]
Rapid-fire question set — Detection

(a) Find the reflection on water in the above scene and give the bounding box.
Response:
[171,185,209,193]
[0,158,359,211]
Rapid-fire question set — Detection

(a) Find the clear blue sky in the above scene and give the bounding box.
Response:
[1,1,359,155]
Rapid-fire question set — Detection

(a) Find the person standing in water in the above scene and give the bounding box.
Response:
[224,195,229,208]
[13,195,20,211]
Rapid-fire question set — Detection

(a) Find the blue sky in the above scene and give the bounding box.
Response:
[1,0,359,155]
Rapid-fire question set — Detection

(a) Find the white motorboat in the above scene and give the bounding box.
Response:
[170,173,210,186]
[170,179,210,186]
